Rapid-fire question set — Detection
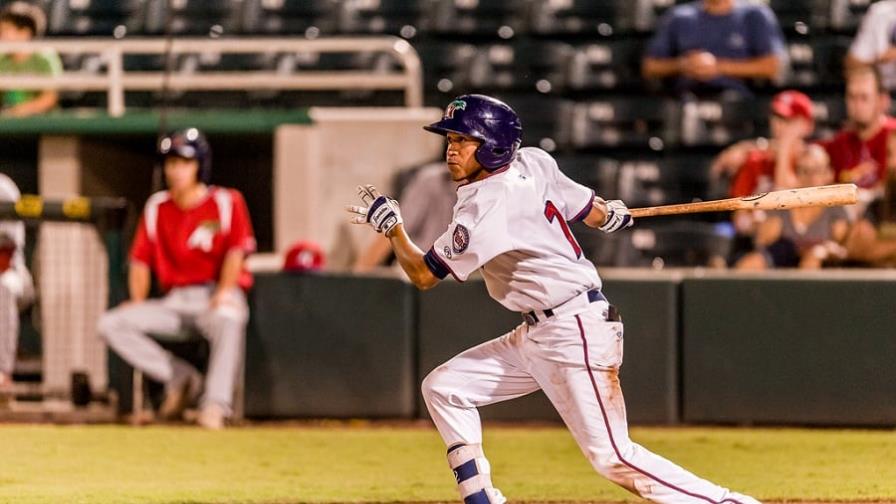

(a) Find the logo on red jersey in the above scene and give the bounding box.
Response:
[452,224,469,254]
[187,220,220,252]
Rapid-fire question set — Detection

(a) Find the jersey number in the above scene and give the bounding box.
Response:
[544,200,582,259]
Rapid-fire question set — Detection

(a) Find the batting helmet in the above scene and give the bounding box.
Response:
[158,128,212,183]
[424,94,522,171]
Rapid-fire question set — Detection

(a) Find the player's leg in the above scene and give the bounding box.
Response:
[0,278,18,390]
[97,299,201,404]
[421,322,538,504]
[530,309,759,504]
[193,287,248,428]
[0,268,34,392]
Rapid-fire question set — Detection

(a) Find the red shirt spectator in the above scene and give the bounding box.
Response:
[718,90,813,196]
[131,186,256,291]
[819,116,896,188]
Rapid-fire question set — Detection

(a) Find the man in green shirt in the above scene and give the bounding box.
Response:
[0,2,61,117]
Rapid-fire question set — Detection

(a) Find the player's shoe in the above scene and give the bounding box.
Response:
[197,402,226,430]
[724,491,762,504]
[159,367,202,421]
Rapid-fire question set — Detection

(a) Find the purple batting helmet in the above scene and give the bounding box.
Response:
[158,127,212,183]
[424,94,522,171]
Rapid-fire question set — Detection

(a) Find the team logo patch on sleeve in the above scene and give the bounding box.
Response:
[452,224,470,254]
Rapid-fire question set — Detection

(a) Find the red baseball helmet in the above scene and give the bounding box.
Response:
[283,240,326,273]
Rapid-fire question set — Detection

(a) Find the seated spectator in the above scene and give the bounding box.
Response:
[712,90,814,197]
[845,0,896,91]
[736,146,851,270]
[353,162,456,274]
[0,172,34,402]
[642,0,786,97]
[0,2,61,117]
[819,66,896,195]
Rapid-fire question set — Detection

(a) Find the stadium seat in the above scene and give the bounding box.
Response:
[46,0,144,36]
[499,95,575,151]
[567,97,675,150]
[829,0,874,32]
[810,36,852,87]
[567,41,644,91]
[528,0,678,35]
[144,0,241,36]
[241,0,338,36]
[417,41,479,95]
[426,0,528,38]
[812,94,848,138]
[613,220,733,268]
[677,97,761,147]
[766,0,830,34]
[337,0,425,36]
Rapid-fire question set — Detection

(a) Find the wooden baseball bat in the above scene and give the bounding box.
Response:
[629,183,858,218]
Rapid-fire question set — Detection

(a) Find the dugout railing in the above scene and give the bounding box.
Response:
[0,36,424,116]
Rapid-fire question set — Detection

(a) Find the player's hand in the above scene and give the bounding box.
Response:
[346,184,403,236]
[598,198,634,233]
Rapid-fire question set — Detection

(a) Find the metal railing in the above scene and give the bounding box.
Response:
[0,37,424,116]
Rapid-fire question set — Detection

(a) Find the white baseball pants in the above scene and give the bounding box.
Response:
[422,303,759,504]
[0,267,34,375]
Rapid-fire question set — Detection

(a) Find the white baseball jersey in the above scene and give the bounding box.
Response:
[423,147,599,312]
[849,0,896,90]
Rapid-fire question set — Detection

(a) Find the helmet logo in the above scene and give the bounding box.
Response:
[444,99,467,119]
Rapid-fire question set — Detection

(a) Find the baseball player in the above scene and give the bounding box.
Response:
[348,95,760,504]
[0,172,34,398]
[98,128,255,429]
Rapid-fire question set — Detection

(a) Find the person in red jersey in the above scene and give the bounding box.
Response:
[819,66,896,193]
[98,128,255,429]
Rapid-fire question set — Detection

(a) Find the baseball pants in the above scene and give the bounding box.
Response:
[97,285,248,415]
[0,267,34,376]
[422,302,757,504]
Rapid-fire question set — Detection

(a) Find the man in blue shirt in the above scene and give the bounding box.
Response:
[642,0,786,96]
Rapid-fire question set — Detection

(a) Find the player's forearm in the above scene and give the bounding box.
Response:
[582,197,609,229]
[215,249,245,293]
[717,55,779,79]
[387,224,438,290]
[128,263,151,302]
[642,57,681,79]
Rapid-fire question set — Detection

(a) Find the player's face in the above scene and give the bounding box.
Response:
[164,156,201,192]
[846,73,886,129]
[445,132,484,182]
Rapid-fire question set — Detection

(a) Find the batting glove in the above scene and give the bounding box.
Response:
[597,197,634,233]
[346,184,403,236]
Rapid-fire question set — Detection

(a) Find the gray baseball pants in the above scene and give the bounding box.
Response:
[0,267,34,376]
[97,285,248,415]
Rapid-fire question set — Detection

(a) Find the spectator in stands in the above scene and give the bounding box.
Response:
[98,129,255,429]
[353,161,456,274]
[712,90,814,197]
[845,0,896,91]
[736,145,850,270]
[641,0,786,97]
[710,90,813,262]
[0,2,61,117]
[819,66,896,193]
[0,173,34,401]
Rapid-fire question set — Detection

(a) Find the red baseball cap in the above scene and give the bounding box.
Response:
[771,90,813,121]
[283,240,326,273]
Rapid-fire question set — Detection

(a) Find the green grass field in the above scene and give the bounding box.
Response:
[0,423,894,504]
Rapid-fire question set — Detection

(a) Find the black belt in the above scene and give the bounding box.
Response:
[522,289,618,326]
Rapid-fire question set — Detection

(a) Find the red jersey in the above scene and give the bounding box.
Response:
[131,187,256,291]
[729,149,776,197]
[819,117,896,188]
